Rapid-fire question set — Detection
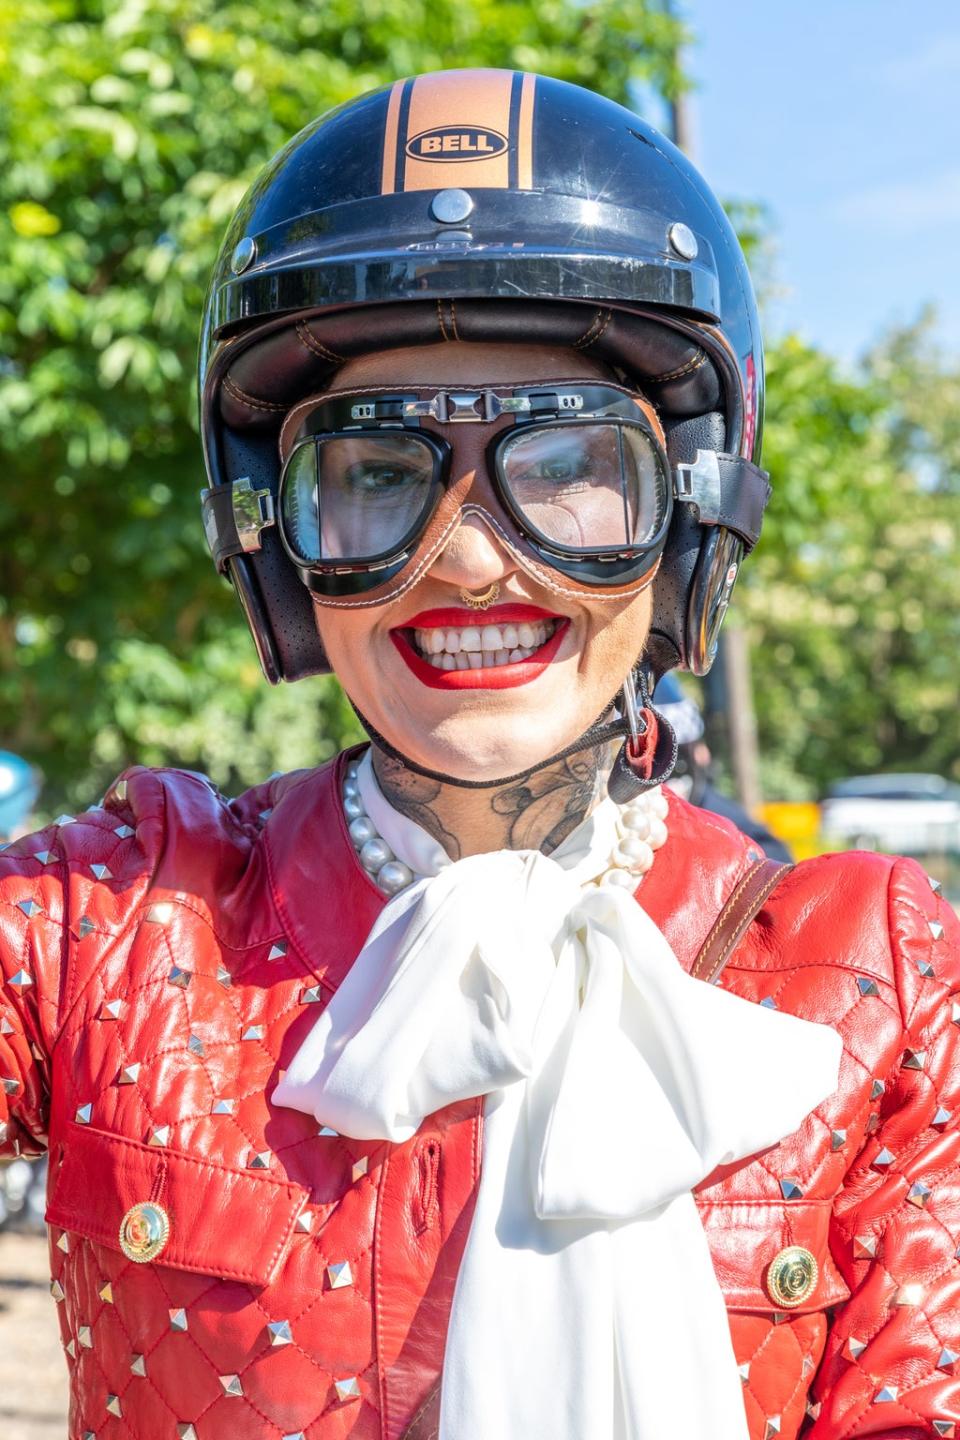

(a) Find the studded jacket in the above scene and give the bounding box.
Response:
[1,754,959,1440]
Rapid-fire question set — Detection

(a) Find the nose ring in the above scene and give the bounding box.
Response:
[458,582,501,611]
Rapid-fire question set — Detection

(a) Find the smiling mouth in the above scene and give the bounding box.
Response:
[407,617,560,671]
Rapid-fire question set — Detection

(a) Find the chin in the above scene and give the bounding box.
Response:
[392,710,575,784]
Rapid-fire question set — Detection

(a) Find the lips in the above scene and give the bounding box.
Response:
[390,610,570,690]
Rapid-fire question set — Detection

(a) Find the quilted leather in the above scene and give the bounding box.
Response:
[2,752,958,1440]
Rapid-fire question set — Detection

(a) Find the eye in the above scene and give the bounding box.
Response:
[345,463,420,492]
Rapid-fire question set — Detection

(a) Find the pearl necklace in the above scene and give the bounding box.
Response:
[342,756,669,897]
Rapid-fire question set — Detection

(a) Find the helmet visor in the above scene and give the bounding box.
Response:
[280,431,443,568]
[496,420,670,555]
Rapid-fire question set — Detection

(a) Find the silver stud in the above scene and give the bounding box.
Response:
[65,1339,76,1358]
[56,1231,70,1253]
[668,220,698,259]
[81,1432,93,1440]
[188,1034,205,1058]
[764,1419,781,1440]
[953,1001,960,1027]
[90,864,113,881]
[0,1016,13,1035]
[801,1354,815,1379]
[872,1147,895,1169]
[105,1394,122,1417]
[929,919,945,941]
[75,917,95,940]
[805,1399,822,1420]
[760,996,777,1010]
[216,965,232,988]
[99,1281,113,1303]
[294,1210,313,1233]
[917,957,936,978]
[131,1353,147,1376]
[352,1156,368,1182]
[902,1048,927,1070]
[114,824,134,839]
[845,1335,867,1359]
[300,986,322,1004]
[169,1307,188,1332]
[932,1106,952,1129]
[937,1347,958,1371]
[16,898,39,917]
[871,1079,885,1100]
[167,965,191,989]
[259,809,272,823]
[334,1376,362,1403]
[853,1234,878,1259]
[893,1282,924,1305]
[50,1278,66,1301]
[7,967,32,991]
[267,940,287,962]
[2,1075,18,1095]
[211,1098,235,1115]
[282,1434,306,1440]
[146,902,174,924]
[177,1427,198,1440]
[247,1150,271,1169]
[99,998,124,1021]
[53,814,76,826]
[148,1125,170,1147]
[242,1025,264,1041]
[33,850,55,864]
[933,1423,956,1438]
[117,1063,141,1085]
[831,1129,847,1151]
[78,1325,93,1347]
[231,236,257,273]
[219,1374,243,1397]
[779,1177,803,1200]
[319,1125,338,1137]
[737,1361,750,1383]
[326,1261,353,1289]
[267,1320,293,1346]
[929,874,944,895]
[857,976,880,997]
[906,1181,931,1209]
[874,1384,899,1402]
[867,1114,879,1135]
[75,1103,92,1124]
[430,188,474,224]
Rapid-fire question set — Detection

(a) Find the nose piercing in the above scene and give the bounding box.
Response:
[458,582,501,610]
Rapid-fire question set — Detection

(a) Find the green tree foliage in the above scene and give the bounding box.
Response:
[0,0,686,813]
[744,316,960,798]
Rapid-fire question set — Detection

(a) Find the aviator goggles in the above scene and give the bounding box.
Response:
[277,383,674,596]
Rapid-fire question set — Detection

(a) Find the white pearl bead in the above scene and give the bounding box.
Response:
[342,778,360,800]
[621,807,651,839]
[348,815,377,847]
[343,793,365,822]
[648,816,668,850]
[614,839,654,874]
[648,789,669,820]
[378,860,415,894]
[600,866,637,889]
[346,762,359,780]
[360,837,394,872]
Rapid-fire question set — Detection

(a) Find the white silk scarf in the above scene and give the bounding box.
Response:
[275,754,842,1439]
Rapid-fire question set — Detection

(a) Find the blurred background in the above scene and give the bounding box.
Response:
[0,1,957,1428]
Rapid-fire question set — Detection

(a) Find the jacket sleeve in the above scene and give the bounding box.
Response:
[808,856,960,1437]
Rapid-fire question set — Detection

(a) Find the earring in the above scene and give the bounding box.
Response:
[458,582,501,611]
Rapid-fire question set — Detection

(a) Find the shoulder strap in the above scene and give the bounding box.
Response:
[690,857,794,986]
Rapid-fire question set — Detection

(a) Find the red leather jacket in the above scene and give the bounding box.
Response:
[2,754,958,1439]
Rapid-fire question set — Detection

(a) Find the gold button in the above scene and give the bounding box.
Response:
[766,1245,818,1308]
[118,1201,171,1263]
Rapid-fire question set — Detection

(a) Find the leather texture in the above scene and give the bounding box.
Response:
[2,754,959,1439]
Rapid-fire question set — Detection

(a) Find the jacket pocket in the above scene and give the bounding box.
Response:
[698,1197,850,1315]
[46,1123,309,1287]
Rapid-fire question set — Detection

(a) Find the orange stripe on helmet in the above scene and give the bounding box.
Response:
[398,69,519,191]
[517,72,536,190]
[380,80,405,195]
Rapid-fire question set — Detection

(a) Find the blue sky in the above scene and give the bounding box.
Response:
[675,1,960,362]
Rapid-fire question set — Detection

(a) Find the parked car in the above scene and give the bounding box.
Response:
[821,772,960,858]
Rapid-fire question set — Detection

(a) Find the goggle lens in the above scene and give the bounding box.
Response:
[497,422,669,552]
[282,433,439,566]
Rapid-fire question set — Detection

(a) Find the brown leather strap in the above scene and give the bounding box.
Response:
[690,858,794,986]
[401,1382,441,1440]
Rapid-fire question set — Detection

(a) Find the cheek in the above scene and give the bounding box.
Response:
[583,589,654,673]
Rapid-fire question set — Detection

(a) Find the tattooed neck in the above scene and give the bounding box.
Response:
[371,744,612,860]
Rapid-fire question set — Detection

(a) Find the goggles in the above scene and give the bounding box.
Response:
[277,383,673,595]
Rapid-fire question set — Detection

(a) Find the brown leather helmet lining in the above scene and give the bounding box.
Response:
[219,299,722,434]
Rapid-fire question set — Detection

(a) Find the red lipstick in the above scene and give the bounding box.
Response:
[402,604,561,627]
[390,619,569,690]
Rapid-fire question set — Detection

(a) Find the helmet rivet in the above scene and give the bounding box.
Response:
[430,189,474,225]
[230,236,257,274]
[667,222,698,260]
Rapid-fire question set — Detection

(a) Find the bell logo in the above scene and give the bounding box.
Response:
[406,125,509,162]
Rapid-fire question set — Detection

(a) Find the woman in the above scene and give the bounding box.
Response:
[2,70,958,1440]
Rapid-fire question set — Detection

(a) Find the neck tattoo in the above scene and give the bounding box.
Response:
[342,751,669,897]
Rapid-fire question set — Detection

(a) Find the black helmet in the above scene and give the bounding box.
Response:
[199,68,770,686]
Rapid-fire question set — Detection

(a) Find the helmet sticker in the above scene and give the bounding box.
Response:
[381,70,535,194]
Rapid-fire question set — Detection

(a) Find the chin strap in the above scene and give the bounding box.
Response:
[349,665,678,797]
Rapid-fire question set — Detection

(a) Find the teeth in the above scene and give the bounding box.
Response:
[414,619,556,664]
[461,627,481,652]
[517,623,537,647]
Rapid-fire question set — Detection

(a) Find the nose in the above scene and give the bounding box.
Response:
[427,506,521,591]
